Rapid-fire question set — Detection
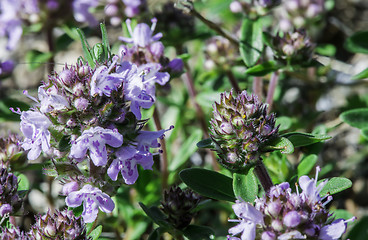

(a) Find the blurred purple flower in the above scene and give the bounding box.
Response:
[19,110,51,160]
[122,0,142,17]
[119,18,162,48]
[65,184,115,223]
[70,126,123,166]
[0,60,14,75]
[72,0,99,26]
[0,1,23,50]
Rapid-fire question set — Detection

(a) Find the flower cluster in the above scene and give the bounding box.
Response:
[272,30,314,64]
[15,32,173,222]
[104,0,146,26]
[29,209,88,239]
[204,36,238,71]
[0,134,26,164]
[229,0,280,15]
[228,167,356,240]
[278,0,325,32]
[1,209,88,240]
[210,90,279,172]
[0,165,22,217]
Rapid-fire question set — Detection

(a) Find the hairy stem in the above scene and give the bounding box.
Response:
[182,61,219,171]
[266,71,279,113]
[254,158,273,192]
[189,8,239,47]
[253,76,263,99]
[153,107,169,190]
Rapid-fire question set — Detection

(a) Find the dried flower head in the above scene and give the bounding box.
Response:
[160,186,201,229]
[210,90,279,172]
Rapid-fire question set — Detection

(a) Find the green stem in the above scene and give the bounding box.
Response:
[152,107,169,191]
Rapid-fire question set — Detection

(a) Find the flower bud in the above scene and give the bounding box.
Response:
[62,181,79,196]
[58,69,74,86]
[210,90,279,172]
[284,211,300,227]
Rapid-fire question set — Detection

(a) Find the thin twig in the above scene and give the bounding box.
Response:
[266,71,279,113]
[152,107,169,190]
[46,26,55,74]
[253,76,263,99]
[182,62,220,171]
[226,70,241,93]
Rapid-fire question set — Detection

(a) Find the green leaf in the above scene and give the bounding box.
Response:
[361,127,368,139]
[281,132,331,148]
[179,168,236,202]
[16,173,30,191]
[100,23,110,60]
[93,43,106,64]
[169,129,202,171]
[183,225,215,240]
[196,138,214,149]
[148,228,165,240]
[76,28,95,68]
[265,137,294,154]
[344,31,368,54]
[139,202,170,228]
[88,225,102,240]
[319,177,352,197]
[297,154,317,178]
[70,205,83,217]
[346,216,368,240]
[352,67,368,80]
[239,18,263,67]
[25,50,53,70]
[232,168,258,202]
[331,209,354,221]
[58,135,71,152]
[315,44,336,57]
[275,116,293,132]
[340,108,368,129]
[245,61,280,76]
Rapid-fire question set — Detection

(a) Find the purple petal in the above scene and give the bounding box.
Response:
[319,219,346,240]
[101,130,123,148]
[65,191,83,207]
[107,159,121,181]
[82,198,99,223]
[96,193,115,213]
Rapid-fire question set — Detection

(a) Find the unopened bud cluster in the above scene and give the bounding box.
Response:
[204,36,238,70]
[272,30,314,64]
[210,90,278,172]
[0,165,22,217]
[160,186,201,229]
[29,209,88,240]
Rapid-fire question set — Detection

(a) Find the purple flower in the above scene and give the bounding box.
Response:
[122,0,142,17]
[38,85,70,113]
[123,63,170,119]
[69,126,123,166]
[65,184,115,223]
[108,127,172,184]
[0,204,12,216]
[20,110,51,160]
[90,65,126,97]
[228,200,264,240]
[72,0,99,26]
[0,1,23,50]
[299,166,327,204]
[119,18,163,48]
[319,218,357,240]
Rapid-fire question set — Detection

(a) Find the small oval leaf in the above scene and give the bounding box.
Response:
[340,108,368,129]
[239,18,264,67]
[320,177,352,197]
[297,154,318,178]
[233,169,258,202]
[281,132,331,148]
[179,168,236,202]
[88,225,102,240]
